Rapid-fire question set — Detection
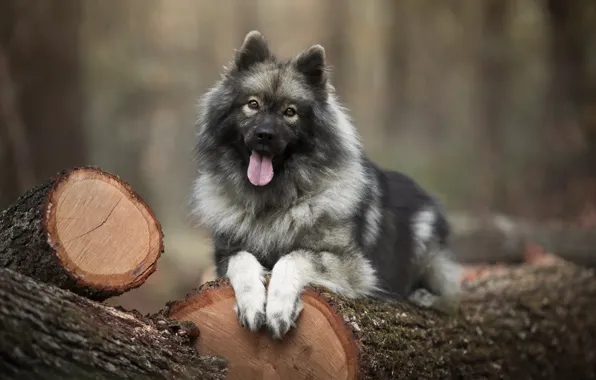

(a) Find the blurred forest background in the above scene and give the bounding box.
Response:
[1,0,595,313]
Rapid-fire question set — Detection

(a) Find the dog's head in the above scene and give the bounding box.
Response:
[196,31,360,192]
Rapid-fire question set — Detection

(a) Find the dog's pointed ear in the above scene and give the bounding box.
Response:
[234,31,270,71]
[295,44,327,86]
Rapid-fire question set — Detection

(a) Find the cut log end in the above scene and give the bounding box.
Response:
[166,279,359,380]
[43,168,163,292]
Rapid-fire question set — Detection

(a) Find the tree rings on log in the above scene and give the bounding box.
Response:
[0,166,163,301]
[45,168,162,293]
[166,279,360,380]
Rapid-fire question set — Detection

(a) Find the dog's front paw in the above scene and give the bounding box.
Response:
[265,286,303,339]
[233,281,267,332]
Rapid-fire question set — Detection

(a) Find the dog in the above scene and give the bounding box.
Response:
[191,31,462,340]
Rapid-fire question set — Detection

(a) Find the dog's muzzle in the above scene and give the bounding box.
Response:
[246,124,286,157]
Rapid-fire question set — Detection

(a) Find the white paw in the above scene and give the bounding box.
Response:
[234,279,267,331]
[408,288,460,314]
[265,281,303,339]
[227,251,267,332]
[408,288,438,308]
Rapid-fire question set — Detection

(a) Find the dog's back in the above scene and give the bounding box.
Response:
[359,159,461,311]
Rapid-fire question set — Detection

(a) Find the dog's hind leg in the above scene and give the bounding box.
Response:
[407,205,462,313]
[408,251,463,314]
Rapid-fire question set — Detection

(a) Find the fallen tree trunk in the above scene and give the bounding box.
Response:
[0,267,227,380]
[448,212,596,266]
[0,166,163,301]
[166,258,596,380]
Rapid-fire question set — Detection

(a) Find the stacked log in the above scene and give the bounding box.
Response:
[0,167,227,379]
[0,166,163,300]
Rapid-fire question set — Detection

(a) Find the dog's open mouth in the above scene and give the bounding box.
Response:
[247,150,275,186]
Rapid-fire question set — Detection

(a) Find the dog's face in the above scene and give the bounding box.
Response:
[232,32,329,186]
[196,31,359,195]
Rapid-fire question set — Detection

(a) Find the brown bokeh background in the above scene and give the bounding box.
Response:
[1,0,595,313]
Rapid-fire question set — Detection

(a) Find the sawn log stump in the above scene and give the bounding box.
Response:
[0,166,163,301]
[167,279,359,380]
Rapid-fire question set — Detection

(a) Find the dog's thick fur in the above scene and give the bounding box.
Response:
[191,31,462,339]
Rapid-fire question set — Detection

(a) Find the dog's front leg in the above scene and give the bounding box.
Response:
[265,249,321,339]
[266,249,377,339]
[223,250,267,331]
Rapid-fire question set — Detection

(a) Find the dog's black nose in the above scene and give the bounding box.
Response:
[255,126,275,142]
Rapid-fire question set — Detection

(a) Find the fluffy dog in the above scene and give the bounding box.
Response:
[191,31,462,339]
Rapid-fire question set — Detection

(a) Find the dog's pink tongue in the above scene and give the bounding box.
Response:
[247,151,274,186]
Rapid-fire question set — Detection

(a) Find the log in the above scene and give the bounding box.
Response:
[165,258,596,380]
[0,166,163,301]
[0,267,227,380]
[448,212,596,267]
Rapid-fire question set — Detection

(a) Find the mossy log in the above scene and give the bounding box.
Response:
[166,258,596,380]
[0,267,227,380]
[0,166,163,301]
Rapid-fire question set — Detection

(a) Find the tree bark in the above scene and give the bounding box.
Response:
[0,267,227,380]
[0,166,164,301]
[166,259,596,380]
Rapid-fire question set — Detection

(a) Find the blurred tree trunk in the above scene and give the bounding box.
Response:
[478,0,510,212]
[322,0,347,96]
[385,1,407,137]
[0,0,86,211]
[541,0,596,221]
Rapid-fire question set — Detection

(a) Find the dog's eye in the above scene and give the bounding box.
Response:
[284,107,297,117]
[248,100,259,110]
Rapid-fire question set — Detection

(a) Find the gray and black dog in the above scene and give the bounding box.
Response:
[191,31,462,339]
